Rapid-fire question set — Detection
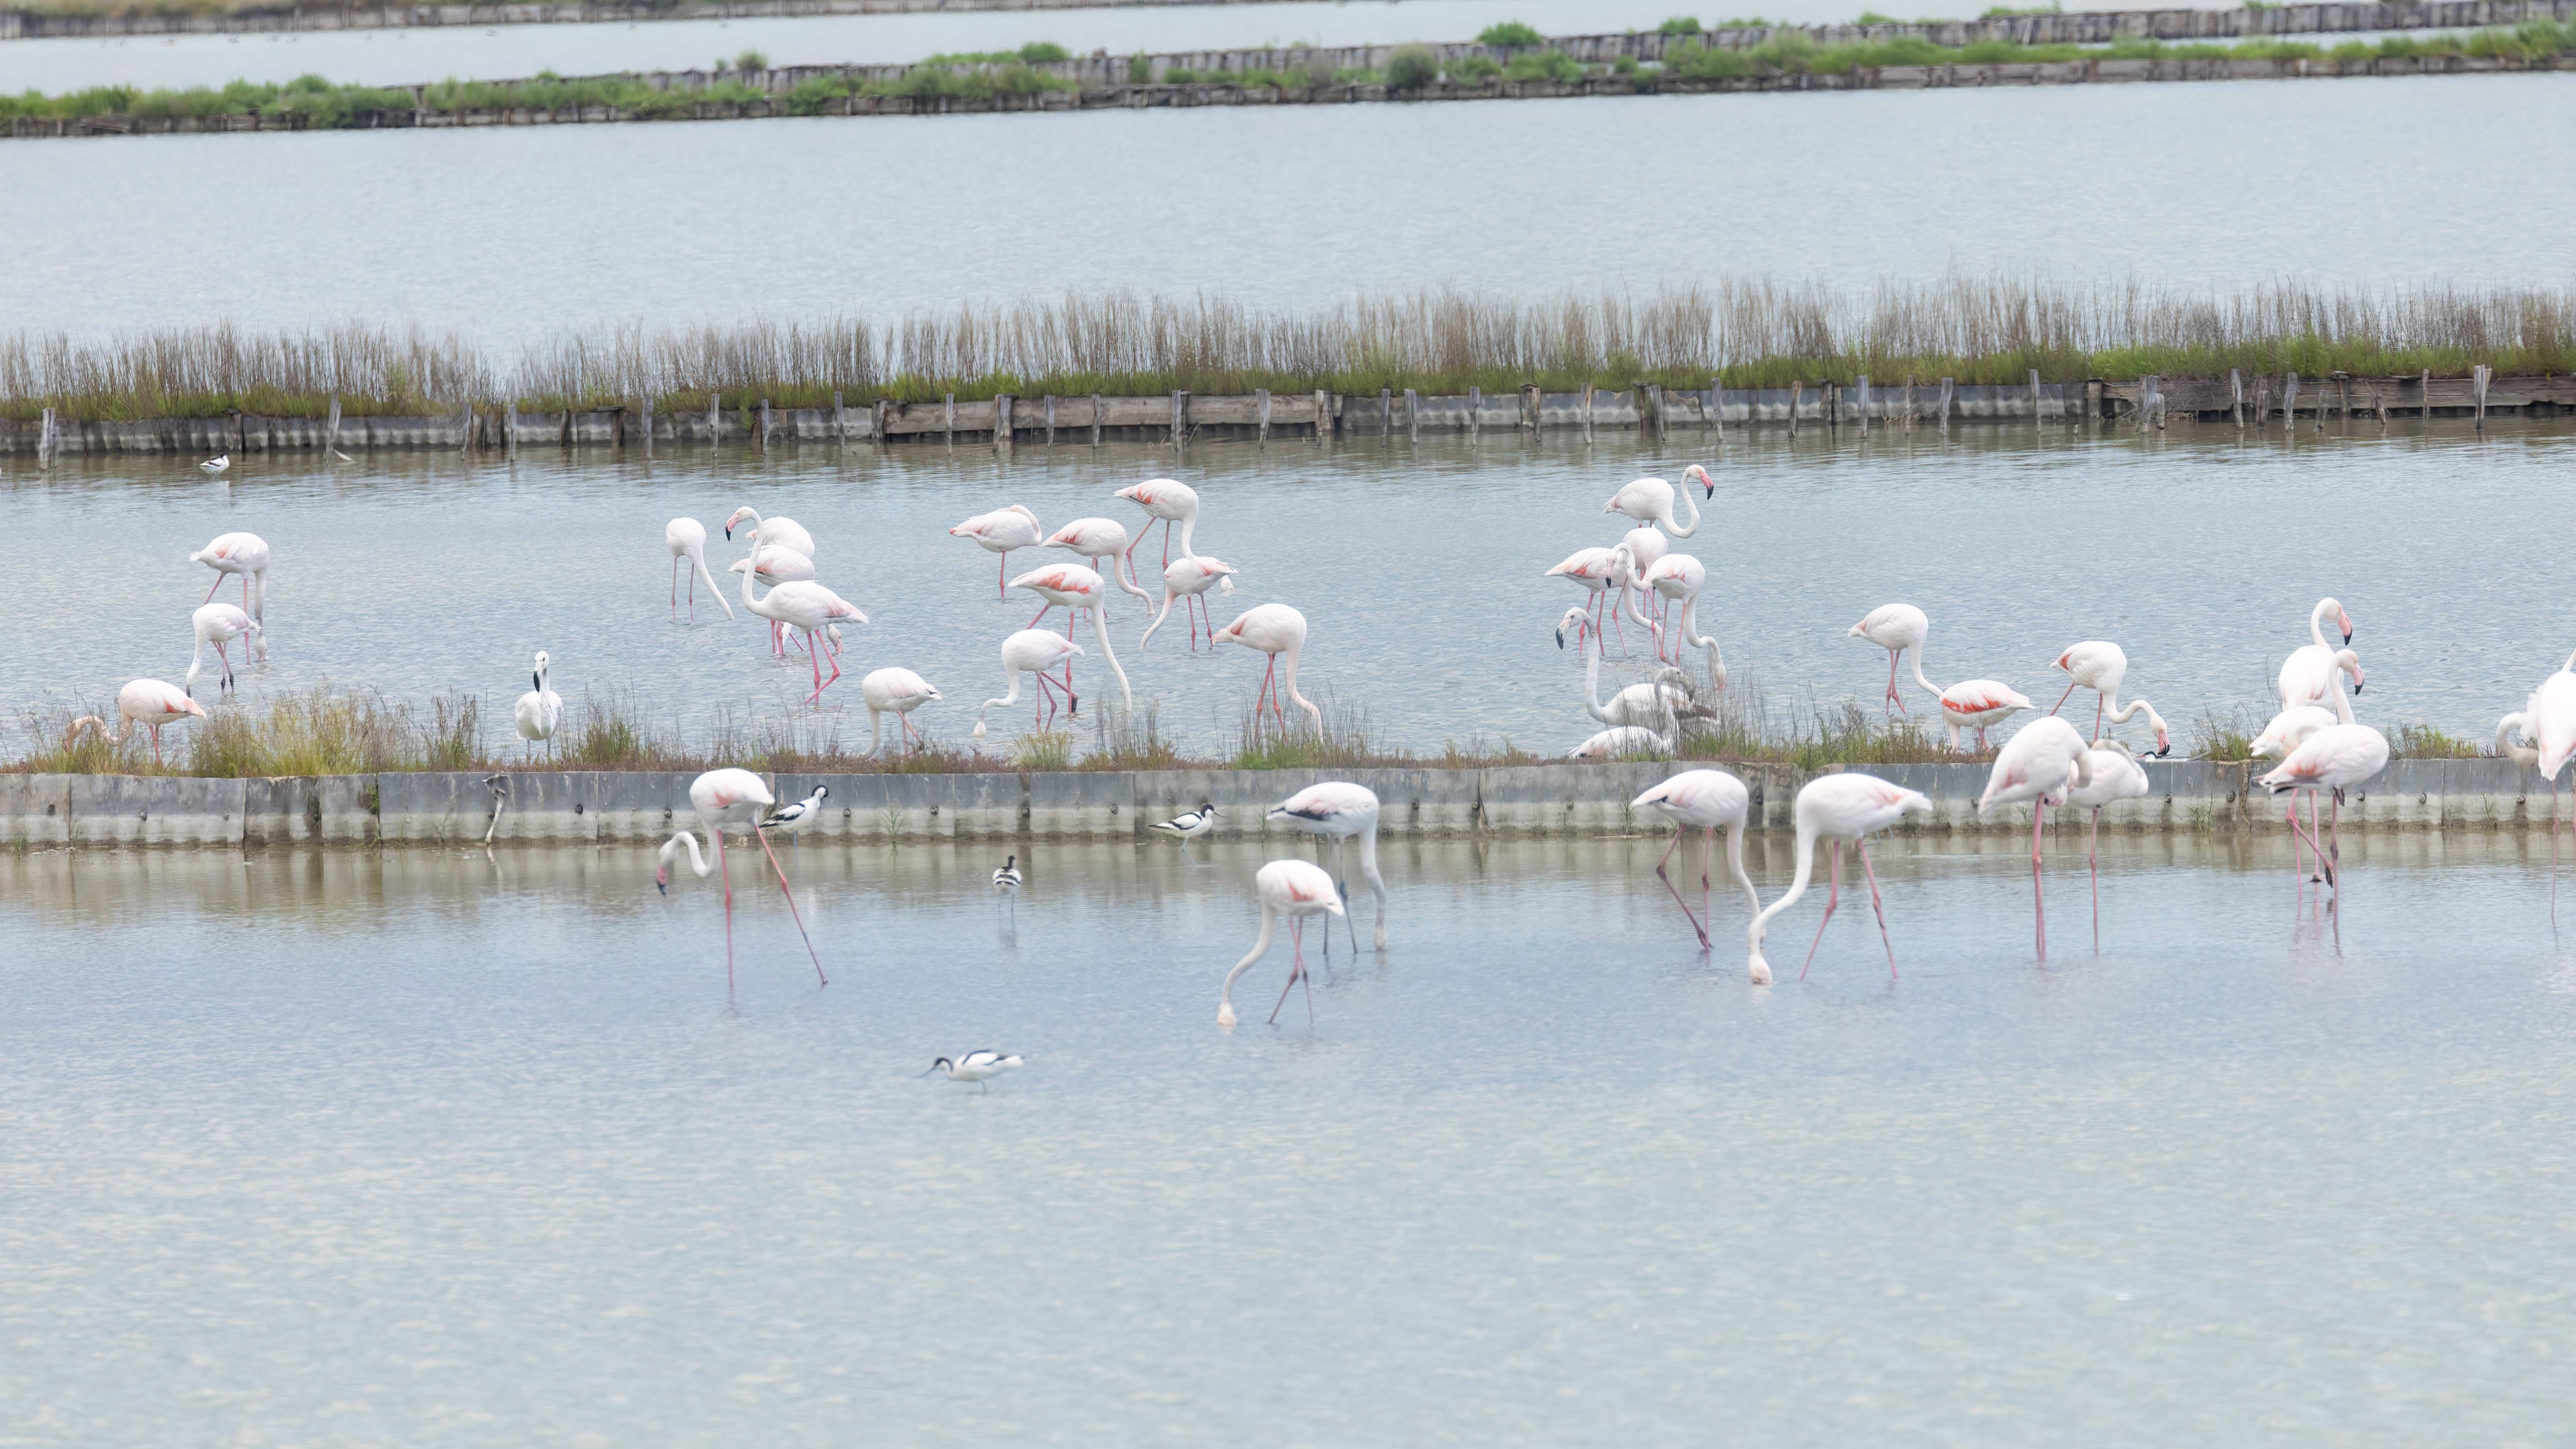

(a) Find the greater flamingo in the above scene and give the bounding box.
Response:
[1214,603,1322,738]
[62,679,204,765]
[1876,619,2026,752]
[1620,526,1671,643]
[1267,781,1387,953]
[1139,554,1239,652]
[189,531,269,623]
[2512,648,2576,899]
[1849,603,1928,715]
[729,545,818,654]
[971,630,1085,738]
[1637,553,1727,690]
[949,504,1042,598]
[1043,517,1154,604]
[1008,563,1131,713]
[1977,716,2097,960]
[2252,673,2355,892]
[2063,738,2153,952]
[724,508,815,561]
[664,518,734,622]
[2278,597,2360,710]
[733,509,865,704]
[186,602,260,697]
[1569,726,1671,760]
[1114,478,1201,571]
[1217,858,1347,1029]
[1556,606,1696,734]
[861,667,940,753]
[514,650,561,759]
[1602,463,1711,536]
[1746,773,1933,983]
[2257,676,2390,897]
[1546,543,1636,655]
[2048,640,2130,737]
[653,767,827,992]
[1630,769,1759,958]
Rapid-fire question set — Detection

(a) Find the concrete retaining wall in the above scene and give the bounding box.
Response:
[2,758,2562,850]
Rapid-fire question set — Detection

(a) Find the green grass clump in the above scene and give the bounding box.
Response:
[1477,20,1545,46]
[1503,49,1586,82]
[1386,45,1440,90]
[2390,724,2484,759]
[1011,733,1074,772]
[1660,16,1706,34]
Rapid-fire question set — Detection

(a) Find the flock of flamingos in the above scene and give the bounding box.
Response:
[60,459,2576,1042]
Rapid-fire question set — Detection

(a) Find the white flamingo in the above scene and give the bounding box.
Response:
[1043,517,1154,604]
[654,767,828,992]
[1977,716,2097,960]
[1603,464,1711,537]
[1546,543,1637,655]
[186,602,261,697]
[1114,478,1201,572]
[972,630,1085,738]
[514,650,562,759]
[62,679,206,765]
[1267,781,1387,953]
[1848,603,1927,716]
[1217,858,1346,1029]
[1747,773,1933,984]
[949,504,1043,598]
[2257,678,2389,898]
[733,509,865,704]
[724,508,815,561]
[861,667,940,753]
[2278,597,2360,710]
[1214,603,1322,738]
[2062,738,2153,952]
[1009,563,1131,713]
[1568,725,1671,760]
[1139,554,1239,652]
[664,518,734,622]
[1630,768,1759,958]
[1556,606,1696,735]
[189,531,269,624]
[1637,553,1727,691]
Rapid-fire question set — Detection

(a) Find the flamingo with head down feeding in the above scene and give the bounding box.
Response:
[1139,554,1238,652]
[2257,677,2389,898]
[1637,554,1728,692]
[1267,781,1387,953]
[664,518,734,623]
[1978,716,2097,960]
[189,532,269,624]
[1747,773,1933,984]
[1556,607,1700,736]
[972,630,1085,738]
[1114,478,1200,572]
[63,679,206,765]
[1216,604,1322,739]
[654,767,828,993]
[729,544,819,654]
[186,603,261,697]
[1546,543,1636,655]
[1631,769,1760,957]
[861,668,940,753]
[1862,610,2025,751]
[1569,725,1671,760]
[1043,517,1155,605]
[733,509,865,704]
[950,504,1043,598]
[1217,858,1346,1029]
[1009,563,1131,713]
[2062,737,2153,952]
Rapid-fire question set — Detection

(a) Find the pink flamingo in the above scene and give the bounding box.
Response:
[1546,543,1636,656]
[973,630,1086,738]
[860,668,940,753]
[1114,478,1200,572]
[723,508,815,561]
[2063,738,2153,951]
[1637,554,1728,691]
[1009,563,1131,712]
[2507,648,2576,904]
[63,679,206,765]
[1602,465,1711,537]
[729,543,817,655]
[733,509,865,704]
[186,602,261,697]
[1140,554,1238,652]
[189,531,269,622]
[1747,773,1934,984]
[950,504,1043,598]
[1619,525,1671,646]
[1214,603,1322,738]
[1217,858,1347,1029]
[2278,597,2359,710]
[1848,603,1927,716]
[654,767,827,993]
[1978,716,2096,960]
[1043,517,1155,605]
[1631,769,1759,955]
[664,518,734,623]
[2257,683,2389,900]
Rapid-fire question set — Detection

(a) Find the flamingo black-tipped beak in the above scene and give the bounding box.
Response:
[1555,628,1567,649]
[2352,682,2364,695]
[655,878,668,895]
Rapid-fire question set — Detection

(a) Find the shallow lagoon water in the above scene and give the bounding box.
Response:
[3,832,2571,1443]
[4,76,2573,342]
[7,417,2572,758]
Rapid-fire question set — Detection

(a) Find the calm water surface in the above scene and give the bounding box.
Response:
[3,833,2572,1443]
[3,77,2571,342]
[6,418,2571,757]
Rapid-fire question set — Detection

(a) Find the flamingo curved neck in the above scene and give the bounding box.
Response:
[1665,480,1701,538]
[2309,599,2335,650]
[662,829,713,878]
[1911,649,1944,699]
[1749,821,1823,953]
[1354,829,1388,949]
[1676,595,1725,687]
[1218,904,1281,1020]
[736,512,775,615]
[1723,820,1760,919]
[2327,680,2357,727]
[1278,638,1323,731]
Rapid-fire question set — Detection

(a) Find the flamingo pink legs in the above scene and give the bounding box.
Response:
[802,628,843,705]
[1799,840,1898,980]
[1267,918,1317,1026]
[753,828,829,985]
[1883,653,1908,716]
[2029,797,2050,960]
[1653,825,1712,948]
[1252,655,1290,736]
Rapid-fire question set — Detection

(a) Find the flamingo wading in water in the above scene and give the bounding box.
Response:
[972,630,1085,738]
[1139,554,1238,653]
[1009,563,1131,714]
[1217,858,1347,1029]
[1044,517,1155,605]
[654,767,828,993]
[1215,603,1323,740]
[1114,478,1201,572]
[1267,781,1388,953]
[861,668,940,753]
[950,505,1043,599]
[63,679,205,765]
[1978,716,2097,960]
[733,509,866,704]
[664,518,734,623]
[190,532,269,626]
[2063,738,2153,952]
[1631,769,1760,960]
[1604,464,1713,537]
[2257,674,2390,898]
[186,603,261,697]
[1849,604,1927,717]
[1746,773,1934,984]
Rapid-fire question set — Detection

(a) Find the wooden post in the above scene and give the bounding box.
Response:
[994,393,1013,449]
[1520,383,1539,433]
[1315,389,1330,444]
[1172,390,1189,447]
[2230,368,2244,429]
[2084,379,2103,427]
[2336,372,2351,424]
[1404,387,1418,442]
[1380,387,1393,439]
[2029,368,2043,426]
[1936,377,1953,434]
[459,399,473,453]
[2474,364,2491,427]
[2419,369,2431,420]
[1092,394,1103,446]
[758,398,772,452]
[1582,382,1595,441]
[2373,380,2388,428]
[1790,379,1802,435]
[1256,387,1271,443]
[1467,385,1481,441]
[708,393,721,447]
[2141,375,2162,431]
[874,398,891,448]
[506,399,518,453]
[642,394,655,457]
[943,393,956,446]
[1648,382,1666,438]
[326,391,342,456]
[1824,379,1840,431]
[35,405,54,466]
[832,390,846,443]
[1854,375,1869,430]
[1045,394,1057,445]
[1709,377,1723,442]
[2282,372,2300,429]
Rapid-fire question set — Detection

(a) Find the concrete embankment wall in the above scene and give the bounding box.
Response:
[0,759,2558,850]
[10,371,2568,456]
[5,0,2565,45]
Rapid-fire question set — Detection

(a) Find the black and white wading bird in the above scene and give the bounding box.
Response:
[759,785,828,853]
[924,1051,1024,1092]
[199,453,230,474]
[992,855,1023,892]
[1152,804,1218,840]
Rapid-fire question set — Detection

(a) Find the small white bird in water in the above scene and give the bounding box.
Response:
[1152,804,1218,840]
[760,785,828,835]
[992,855,1023,891]
[199,453,230,474]
[924,1051,1024,1091]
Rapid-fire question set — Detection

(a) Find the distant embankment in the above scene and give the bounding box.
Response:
[0,0,2564,41]
[0,758,2558,848]
[9,372,2571,457]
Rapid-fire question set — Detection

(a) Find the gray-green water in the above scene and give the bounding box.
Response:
[3,832,2571,1443]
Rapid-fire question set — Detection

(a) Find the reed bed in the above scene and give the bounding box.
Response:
[10,276,2576,423]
